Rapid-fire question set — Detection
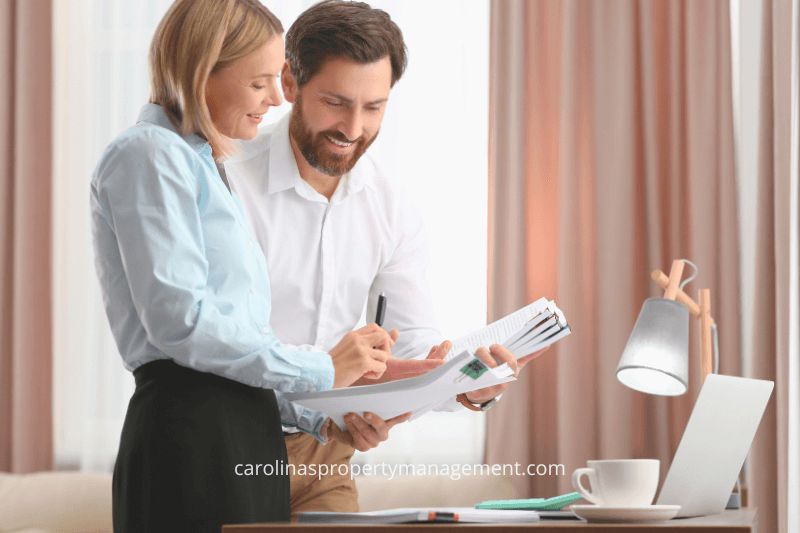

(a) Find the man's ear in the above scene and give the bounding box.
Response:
[281,61,298,104]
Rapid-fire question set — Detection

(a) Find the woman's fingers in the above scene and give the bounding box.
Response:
[363,330,394,352]
[345,413,379,449]
[342,411,410,451]
[385,412,412,428]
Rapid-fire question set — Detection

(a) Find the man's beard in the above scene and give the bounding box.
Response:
[289,96,377,177]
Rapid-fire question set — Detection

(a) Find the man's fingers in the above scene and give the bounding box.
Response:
[389,329,399,342]
[466,382,510,404]
[385,359,443,380]
[490,344,519,375]
[427,340,451,360]
[474,346,497,368]
[389,358,443,378]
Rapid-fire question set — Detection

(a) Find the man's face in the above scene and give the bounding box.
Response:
[284,56,392,177]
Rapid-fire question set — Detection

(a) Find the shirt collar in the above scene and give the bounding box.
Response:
[268,112,375,202]
[137,103,213,158]
[267,113,302,195]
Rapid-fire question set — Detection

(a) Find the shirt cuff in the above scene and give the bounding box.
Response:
[275,392,330,443]
[298,350,335,392]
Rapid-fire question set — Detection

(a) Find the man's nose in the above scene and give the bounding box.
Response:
[339,109,363,141]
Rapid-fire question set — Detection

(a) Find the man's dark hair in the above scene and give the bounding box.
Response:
[285,0,408,87]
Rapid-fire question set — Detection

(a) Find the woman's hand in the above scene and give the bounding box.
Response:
[324,411,412,451]
[329,324,394,388]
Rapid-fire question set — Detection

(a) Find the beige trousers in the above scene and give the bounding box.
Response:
[284,432,359,514]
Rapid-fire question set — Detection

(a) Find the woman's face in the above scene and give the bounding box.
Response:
[206,35,285,142]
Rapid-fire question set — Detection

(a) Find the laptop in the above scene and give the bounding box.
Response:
[655,373,774,517]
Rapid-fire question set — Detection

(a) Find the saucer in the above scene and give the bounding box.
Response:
[571,504,681,523]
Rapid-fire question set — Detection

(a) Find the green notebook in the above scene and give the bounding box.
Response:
[475,491,583,511]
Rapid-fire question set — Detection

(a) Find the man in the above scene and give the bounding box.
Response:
[225,0,544,514]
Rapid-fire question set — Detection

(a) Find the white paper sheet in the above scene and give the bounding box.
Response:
[284,298,572,428]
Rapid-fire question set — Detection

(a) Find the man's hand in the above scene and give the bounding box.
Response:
[352,340,452,386]
[463,345,550,405]
[324,411,412,452]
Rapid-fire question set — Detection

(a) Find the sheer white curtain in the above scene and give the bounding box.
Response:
[53,0,175,471]
[53,0,489,471]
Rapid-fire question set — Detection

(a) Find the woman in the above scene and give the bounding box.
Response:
[91,1,395,530]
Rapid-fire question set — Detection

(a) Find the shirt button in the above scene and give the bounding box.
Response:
[249,287,255,295]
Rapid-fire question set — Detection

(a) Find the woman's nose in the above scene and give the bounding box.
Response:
[265,80,283,107]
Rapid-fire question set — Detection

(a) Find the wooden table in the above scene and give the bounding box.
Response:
[223,509,757,533]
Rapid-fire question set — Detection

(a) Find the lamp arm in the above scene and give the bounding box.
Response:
[699,289,714,381]
[651,270,701,315]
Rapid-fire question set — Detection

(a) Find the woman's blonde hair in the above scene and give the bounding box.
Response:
[149,0,283,158]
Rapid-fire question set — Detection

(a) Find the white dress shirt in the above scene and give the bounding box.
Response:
[226,113,460,423]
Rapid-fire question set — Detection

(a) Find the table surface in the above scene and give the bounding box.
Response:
[223,509,757,533]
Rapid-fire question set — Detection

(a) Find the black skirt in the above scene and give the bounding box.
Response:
[113,359,290,532]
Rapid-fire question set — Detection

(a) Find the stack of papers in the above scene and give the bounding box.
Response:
[450,297,570,360]
[298,507,540,524]
[283,298,570,428]
[285,350,515,428]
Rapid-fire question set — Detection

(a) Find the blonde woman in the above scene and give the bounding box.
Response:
[91,1,397,530]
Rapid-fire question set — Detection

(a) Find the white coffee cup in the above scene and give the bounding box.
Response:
[571,459,660,507]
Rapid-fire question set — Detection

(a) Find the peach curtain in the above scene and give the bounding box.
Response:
[486,0,742,520]
[0,0,53,472]
[748,1,796,532]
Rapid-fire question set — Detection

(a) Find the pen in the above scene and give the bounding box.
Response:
[375,292,387,327]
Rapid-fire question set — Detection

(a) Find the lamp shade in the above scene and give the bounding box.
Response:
[616,298,689,396]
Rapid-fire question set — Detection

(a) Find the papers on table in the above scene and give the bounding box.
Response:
[297,507,540,524]
[284,297,571,428]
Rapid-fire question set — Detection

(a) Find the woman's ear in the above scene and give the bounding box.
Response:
[281,61,298,104]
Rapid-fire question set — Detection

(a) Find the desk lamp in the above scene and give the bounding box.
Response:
[616,259,718,395]
[615,259,744,507]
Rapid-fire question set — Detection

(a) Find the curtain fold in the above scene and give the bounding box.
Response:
[487,0,740,514]
[0,0,54,473]
[748,1,797,532]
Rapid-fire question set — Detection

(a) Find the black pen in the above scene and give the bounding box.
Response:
[375,292,387,327]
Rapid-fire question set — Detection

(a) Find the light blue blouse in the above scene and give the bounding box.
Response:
[91,103,332,439]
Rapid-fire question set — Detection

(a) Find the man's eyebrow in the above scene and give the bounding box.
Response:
[253,73,278,79]
[365,97,388,106]
[319,91,387,106]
